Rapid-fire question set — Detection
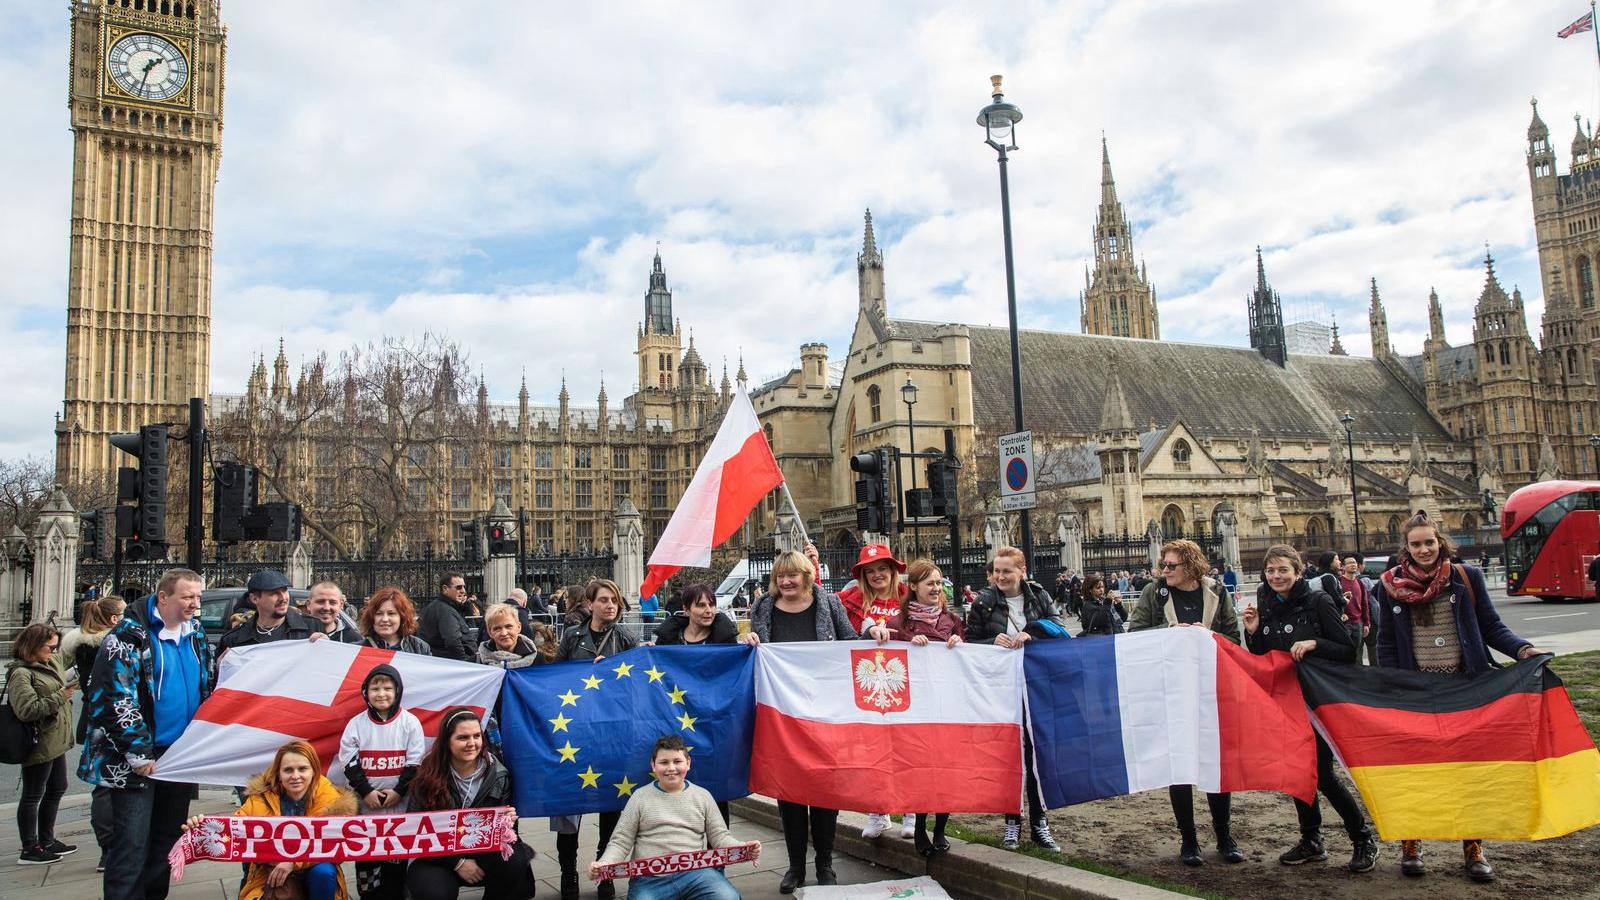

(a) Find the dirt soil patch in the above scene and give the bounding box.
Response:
[950,651,1600,900]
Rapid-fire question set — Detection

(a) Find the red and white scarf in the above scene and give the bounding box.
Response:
[1379,558,1452,606]
[168,807,518,881]
[592,843,759,882]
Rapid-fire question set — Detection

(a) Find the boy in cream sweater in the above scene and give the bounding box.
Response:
[591,735,761,899]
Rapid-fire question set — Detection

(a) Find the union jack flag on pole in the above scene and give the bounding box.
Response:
[1559,8,1595,38]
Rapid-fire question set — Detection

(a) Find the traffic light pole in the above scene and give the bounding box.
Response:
[187,397,205,572]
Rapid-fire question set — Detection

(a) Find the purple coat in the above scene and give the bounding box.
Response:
[1372,564,1531,676]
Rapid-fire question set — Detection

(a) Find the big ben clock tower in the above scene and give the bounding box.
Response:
[56,0,224,484]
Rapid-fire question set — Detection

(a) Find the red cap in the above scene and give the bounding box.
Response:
[850,543,906,579]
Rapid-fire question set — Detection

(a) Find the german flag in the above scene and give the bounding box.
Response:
[1297,655,1600,841]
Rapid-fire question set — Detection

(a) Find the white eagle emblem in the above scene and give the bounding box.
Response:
[852,648,910,713]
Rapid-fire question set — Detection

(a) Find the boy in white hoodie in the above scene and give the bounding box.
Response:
[337,663,424,899]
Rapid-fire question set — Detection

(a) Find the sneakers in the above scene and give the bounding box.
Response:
[41,840,77,856]
[1179,832,1203,867]
[861,813,888,839]
[1463,840,1494,883]
[1277,836,1327,865]
[17,845,61,865]
[1002,818,1021,850]
[900,817,915,839]
[1400,840,1425,877]
[1349,830,1380,873]
[1030,819,1061,852]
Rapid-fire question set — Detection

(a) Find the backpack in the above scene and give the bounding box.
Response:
[1315,573,1362,663]
[0,681,41,765]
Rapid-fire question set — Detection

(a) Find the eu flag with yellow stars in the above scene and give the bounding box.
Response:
[500,645,756,816]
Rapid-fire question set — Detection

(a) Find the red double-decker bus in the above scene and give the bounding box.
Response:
[1502,480,1600,601]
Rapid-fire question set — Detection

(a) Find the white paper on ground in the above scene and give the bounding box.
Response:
[796,875,954,899]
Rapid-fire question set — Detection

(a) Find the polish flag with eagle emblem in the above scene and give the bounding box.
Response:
[151,640,504,786]
[751,642,1025,813]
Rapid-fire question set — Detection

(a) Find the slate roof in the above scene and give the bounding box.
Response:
[954,325,1454,443]
[1396,345,1478,385]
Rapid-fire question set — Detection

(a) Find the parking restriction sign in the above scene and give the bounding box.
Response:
[998,430,1036,511]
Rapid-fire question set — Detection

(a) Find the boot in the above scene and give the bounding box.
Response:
[596,878,615,900]
[1349,828,1379,874]
[779,868,804,894]
[931,813,950,853]
[815,859,838,885]
[913,814,933,858]
[1463,840,1494,883]
[1179,829,1203,867]
[557,832,580,900]
[1214,824,1244,864]
[1400,840,1424,877]
[1277,833,1326,865]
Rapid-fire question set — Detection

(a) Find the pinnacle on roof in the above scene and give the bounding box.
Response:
[1098,364,1135,434]
[736,352,747,384]
[1529,97,1549,142]
[1330,315,1346,355]
[558,376,569,403]
[1100,133,1119,207]
[858,208,882,269]
[1256,246,1268,291]
[1369,276,1383,311]
[519,369,529,402]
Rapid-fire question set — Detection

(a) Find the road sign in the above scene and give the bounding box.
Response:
[998,430,1036,511]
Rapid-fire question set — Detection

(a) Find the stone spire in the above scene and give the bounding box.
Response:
[857,209,886,322]
[736,352,747,386]
[272,338,290,399]
[1368,277,1391,359]
[1329,314,1346,355]
[1099,367,1135,435]
[1427,288,1447,347]
[1247,247,1286,367]
[859,208,882,268]
[558,375,570,429]
[1081,137,1159,339]
[517,370,529,424]
[644,245,673,335]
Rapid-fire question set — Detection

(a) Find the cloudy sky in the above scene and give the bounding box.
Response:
[4,0,1598,459]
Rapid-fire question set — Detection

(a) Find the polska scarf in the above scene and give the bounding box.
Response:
[592,844,759,882]
[168,807,518,881]
[1379,558,1452,606]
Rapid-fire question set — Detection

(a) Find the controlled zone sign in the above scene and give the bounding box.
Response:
[998,430,1036,511]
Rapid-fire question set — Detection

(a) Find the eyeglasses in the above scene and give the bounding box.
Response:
[1158,562,1180,570]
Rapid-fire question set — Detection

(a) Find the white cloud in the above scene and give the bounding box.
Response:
[2,0,1593,460]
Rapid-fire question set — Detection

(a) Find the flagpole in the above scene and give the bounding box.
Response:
[779,479,810,546]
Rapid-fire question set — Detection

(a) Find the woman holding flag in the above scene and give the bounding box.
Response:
[1241,544,1378,875]
[1373,512,1543,883]
[837,543,912,842]
[886,558,964,857]
[741,544,889,894]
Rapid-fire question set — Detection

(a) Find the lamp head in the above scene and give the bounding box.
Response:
[977,74,1022,151]
[901,377,918,405]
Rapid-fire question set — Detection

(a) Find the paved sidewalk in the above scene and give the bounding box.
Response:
[1,789,905,899]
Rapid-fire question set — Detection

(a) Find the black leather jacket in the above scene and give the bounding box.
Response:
[965,581,1060,644]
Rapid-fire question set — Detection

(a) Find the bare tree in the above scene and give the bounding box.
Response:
[0,456,115,537]
[211,334,474,559]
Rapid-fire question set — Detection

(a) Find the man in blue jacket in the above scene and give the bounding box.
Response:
[80,568,213,900]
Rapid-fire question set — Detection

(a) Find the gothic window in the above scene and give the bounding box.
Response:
[1483,344,1493,363]
[1499,342,1510,365]
[451,479,471,509]
[576,520,594,548]
[534,447,553,468]
[613,479,630,499]
[493,478,513,505]
[650,447,667,470]
[575,447,592,469]
[1508,402,1517,430]
[315,443,335,467]
[534,520,554,545]
[867,385,882,423]
[1171,439,1192,472]
[764,423,775,452]
[407,479,428,509]
[535,479,553,509]
[575,480,592,509]
[1107,233,1119,259]
[1160,504,1184,538]
[1580,257,1596,309]
[651,479,668,509]
[493,447,512,468]
[612,447,629,469]
[1570,348,1580,374]
[1386,516,1401,543]
[1512,444,1522,470]
[450,445,469,468]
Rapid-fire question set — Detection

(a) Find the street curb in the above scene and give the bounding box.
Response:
[732,797,1191,900]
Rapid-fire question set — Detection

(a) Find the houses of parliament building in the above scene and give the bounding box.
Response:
[47,0,1600,556]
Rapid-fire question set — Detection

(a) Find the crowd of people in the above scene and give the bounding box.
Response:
[2,509,1547,898]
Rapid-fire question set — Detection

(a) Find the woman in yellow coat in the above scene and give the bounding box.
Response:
[186,739,356,900]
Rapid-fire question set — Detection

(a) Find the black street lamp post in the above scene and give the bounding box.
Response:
[1341,413,1361,553]
[902,378,919,492]
[977,74,1034,568]
[1589,434,1600,476]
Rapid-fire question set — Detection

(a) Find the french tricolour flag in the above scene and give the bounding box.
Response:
[1025,628,1317,807]
[750,642,1024,814]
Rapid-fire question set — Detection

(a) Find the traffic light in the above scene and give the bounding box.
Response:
[241,501,301,542]
[110,424,169,560]
[849,448,893,533]
[79,510,101,561]
[926,457,960,519]
[461,520,482,563]
[487,522,515,557]
[213,461,258,543]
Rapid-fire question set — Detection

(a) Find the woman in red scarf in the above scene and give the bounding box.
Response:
[886,559,965,857]
[1373,512,1544,884]
[836,543,911,842]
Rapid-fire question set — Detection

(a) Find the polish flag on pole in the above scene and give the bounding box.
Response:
[638,387,783,601]
[750,642,1026,814]
[152,640,504,786]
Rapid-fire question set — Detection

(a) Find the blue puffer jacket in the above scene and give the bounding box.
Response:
[78,594,214,788]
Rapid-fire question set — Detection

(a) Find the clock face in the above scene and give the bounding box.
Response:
[106,33,189,102]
